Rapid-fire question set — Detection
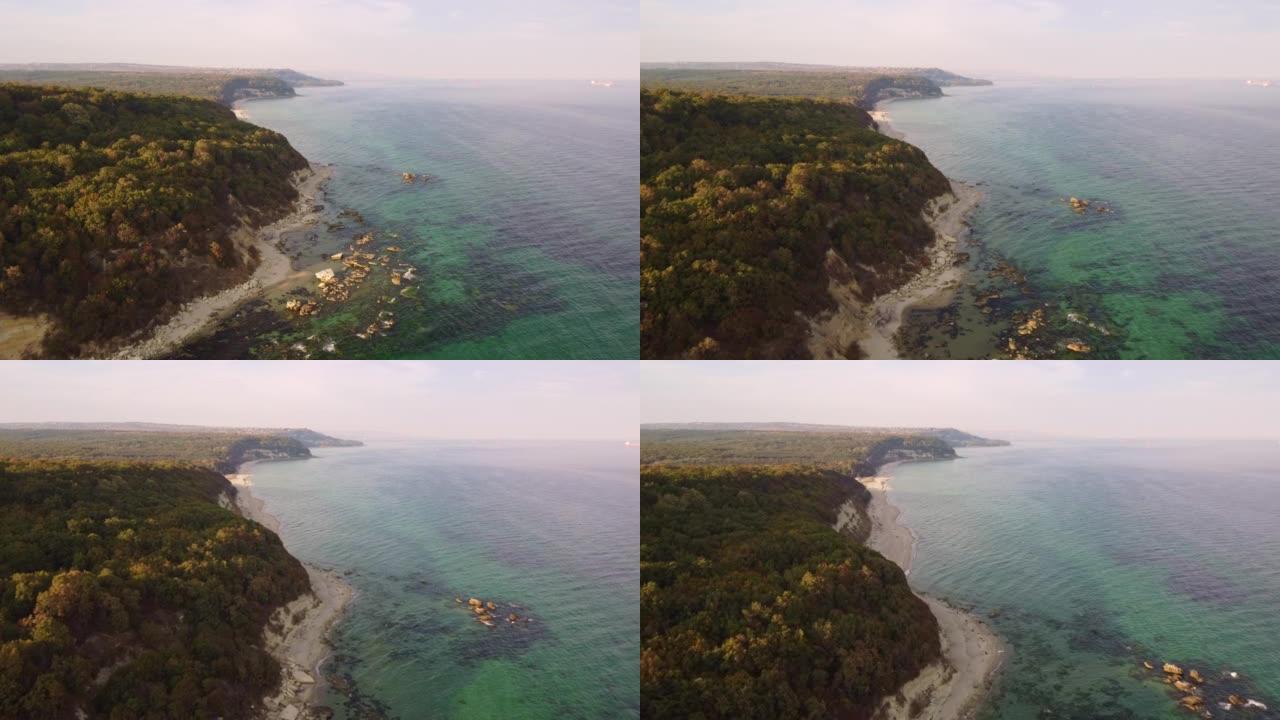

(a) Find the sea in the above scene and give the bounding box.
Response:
[890,441,1280,719]
[246,441,639,720]
[181,80,638,359]
[882,80,1280,359]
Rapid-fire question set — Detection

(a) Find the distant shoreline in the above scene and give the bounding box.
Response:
[227,460,355,720]
[859,462,1007,720]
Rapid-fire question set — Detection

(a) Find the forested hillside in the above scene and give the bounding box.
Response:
[641,464,940,719]
[640,68,945,109]
[0,460,310,718]
[0,66,343,105]
[0,84,308,355]
[639,427,959,471]
[640,89,949,358]
[0,424,362,471]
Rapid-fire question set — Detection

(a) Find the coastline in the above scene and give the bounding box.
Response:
[108,164,335,359]
[226,465,354,720]
[807,100,982,360]
[860,467,1006,720]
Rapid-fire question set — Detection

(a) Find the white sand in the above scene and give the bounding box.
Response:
[227,471,354,719]
[862,472,1007,720]
[108,165,334,359]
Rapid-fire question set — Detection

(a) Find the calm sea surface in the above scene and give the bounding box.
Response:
[249,441,639,719]
[184,80,638,359]
[892,441,1280,719]
[885,80,1280,359]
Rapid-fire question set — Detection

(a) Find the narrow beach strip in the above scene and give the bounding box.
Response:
[108,164,335,359]
[226,465,354,720]
[862,467,1007,720]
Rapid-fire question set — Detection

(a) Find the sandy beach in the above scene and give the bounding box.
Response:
[808,101,983,360]
[861,471,1006,720]
[108,164,334,359]
[227,470,354,720]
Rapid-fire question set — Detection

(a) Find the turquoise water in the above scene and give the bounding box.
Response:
[181,80,638,359]
[248,441,639,719]
[891,442,1280,719]
[885,81,1280,359]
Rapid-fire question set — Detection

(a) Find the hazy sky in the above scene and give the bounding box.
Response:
[0,0,636,80]
[0,362,638,442]
[643,0,1280,79]
[642,361,1280,441]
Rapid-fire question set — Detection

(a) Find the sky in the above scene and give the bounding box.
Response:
[0,0,636,80]
[0,361,638,443]
[641,361,1280,441]
[643,0,1280,79]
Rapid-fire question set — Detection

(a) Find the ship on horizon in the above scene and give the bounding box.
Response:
[1245,79,1274,87]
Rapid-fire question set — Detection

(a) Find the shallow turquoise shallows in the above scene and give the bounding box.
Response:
[207,80,638,359]
[885,80,1280,359]
[248,442,639,719]
[892,441,1280,719]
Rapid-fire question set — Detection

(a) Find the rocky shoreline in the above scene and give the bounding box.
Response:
[107,164,335,359]
[227,465,355,720]
[807,100,983,359]
[855,465,1007,720]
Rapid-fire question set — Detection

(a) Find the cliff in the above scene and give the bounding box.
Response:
[640,464,940,720]
[0,458,311,718]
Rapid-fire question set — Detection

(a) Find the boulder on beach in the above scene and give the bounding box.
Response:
[315,268,336,284]
[281,706,301,720]
[293,669,315,684]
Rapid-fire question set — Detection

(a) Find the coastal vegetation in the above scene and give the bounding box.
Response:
[0,459,310,718]
[0,65,342,106]
[0,83,308,355]
[640,88,950,358]
[640,426,961,471]
[0,423,359,717]
[641,464,940,719]
[0,424,359,472]
[641,67,945,109]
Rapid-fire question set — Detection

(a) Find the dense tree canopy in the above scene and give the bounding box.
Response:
[0,460,309,719]
[641,465,940,720]
[640,89,950,359]
[0,84,308,355]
